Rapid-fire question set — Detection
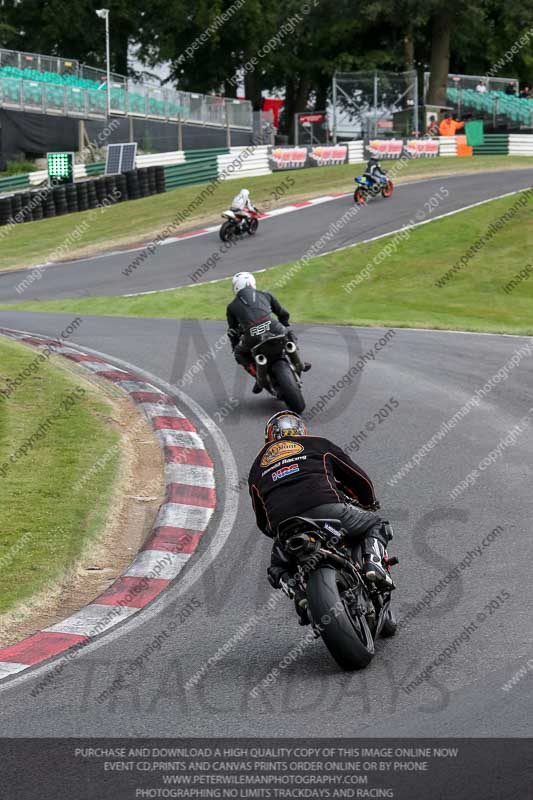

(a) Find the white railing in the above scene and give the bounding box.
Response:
[0,47,252,128]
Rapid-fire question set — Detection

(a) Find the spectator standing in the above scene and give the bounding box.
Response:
[427,114,439,136]
[475,80,487,93]
[439,112,465,136]
[505,82,517,96]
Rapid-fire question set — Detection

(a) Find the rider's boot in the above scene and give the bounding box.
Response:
[363,523,394,588]
[286,342,312,375]
[247,362,262,394]
[294,590,310,625]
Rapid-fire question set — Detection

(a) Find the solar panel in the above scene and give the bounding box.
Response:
[105,142,138,174]
[120,143,137,172]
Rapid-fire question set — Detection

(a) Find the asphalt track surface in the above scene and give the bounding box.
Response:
[0,311,532,737]
[0,169,532,739]
[0,167,532,302]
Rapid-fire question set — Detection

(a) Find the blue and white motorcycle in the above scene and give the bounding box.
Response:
[353,172,394,204]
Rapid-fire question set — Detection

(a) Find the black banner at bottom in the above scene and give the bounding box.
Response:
[1,738,531,800]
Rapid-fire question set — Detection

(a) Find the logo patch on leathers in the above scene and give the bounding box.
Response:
[260,440,304,467]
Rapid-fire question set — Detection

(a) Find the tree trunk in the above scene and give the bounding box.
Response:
[426,7,453,107]
[244,70,263,111]
[112,28,130,76]
[287,77,311,143]
[403,22,415,72]
[315,82,328,114]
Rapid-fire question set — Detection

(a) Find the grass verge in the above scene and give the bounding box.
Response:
[9,189,532,336]
[0,155,530,272]
[0,337,120,615]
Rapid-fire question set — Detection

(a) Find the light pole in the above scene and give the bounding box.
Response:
[96,8,111,117]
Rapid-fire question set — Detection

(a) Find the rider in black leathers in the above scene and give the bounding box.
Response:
[363,157,387,187]
[248,411,394,609]
[227,272,310,393]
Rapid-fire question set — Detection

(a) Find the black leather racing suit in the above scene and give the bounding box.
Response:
[248,435,390,583]
[226,287,295,371]
[364,159,387,186]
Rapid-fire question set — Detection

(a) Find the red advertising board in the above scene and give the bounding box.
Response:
[404,139,440,157]
[269,147,309,169]
[366,139,404,158]
[309,145,347,166]
[268,145,348,170]
[299,113,324,124]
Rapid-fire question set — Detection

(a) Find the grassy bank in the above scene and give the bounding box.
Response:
[0,337,120,614]
[0,155,530,272]
[10,189,532,336]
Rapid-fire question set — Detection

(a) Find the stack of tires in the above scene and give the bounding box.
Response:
[0,165,167,226]
[125,169,141,200]
[138,168,150,198]
[0,196,13,226]
[19,192,33,222]
[116,173,128,202]
[30,190,44,221]
[155,165,166,193]
[76,182,89,212]
[66,184,79,214]
[52,185,68,216]
[42,188,56,219]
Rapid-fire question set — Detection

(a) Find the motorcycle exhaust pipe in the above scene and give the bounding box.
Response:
[254,353,268,387]
[285,340,304,373]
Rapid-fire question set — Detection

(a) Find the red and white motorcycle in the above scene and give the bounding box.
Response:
[219,205,260,242]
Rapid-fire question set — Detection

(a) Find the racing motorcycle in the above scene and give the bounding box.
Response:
[276,503,398,670]
[219,206,261,242]
[251,328,306,414]
[353,173,394,204]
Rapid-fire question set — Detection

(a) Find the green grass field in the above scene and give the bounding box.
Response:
[0,155,530,272]
[10,189,532,336]
[0,337,120,614]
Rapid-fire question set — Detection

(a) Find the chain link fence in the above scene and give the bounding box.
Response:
[332,70,419,140]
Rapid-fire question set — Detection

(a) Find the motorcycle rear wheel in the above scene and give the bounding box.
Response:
[220,220,235,242]
[271,359,305,413]
[307,567,374,670]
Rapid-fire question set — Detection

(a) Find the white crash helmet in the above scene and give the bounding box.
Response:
[232,271,256,294]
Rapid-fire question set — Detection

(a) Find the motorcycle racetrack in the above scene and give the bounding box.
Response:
[0,168,532,303]
[0,168,532,740]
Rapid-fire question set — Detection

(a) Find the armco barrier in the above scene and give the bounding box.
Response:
[0,172,31,194]
[509,134,533,156]
[347,141,364,164]
[217,146,270,180]
[137,151,186,168]
[473,134,509,156]
[438,136,457,156]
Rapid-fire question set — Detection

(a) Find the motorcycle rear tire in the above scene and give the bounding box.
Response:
[307,567,374,670]
[219,220,235,242]
[271,359,305,413]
